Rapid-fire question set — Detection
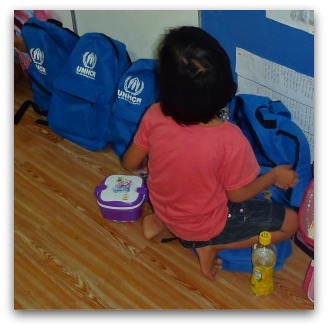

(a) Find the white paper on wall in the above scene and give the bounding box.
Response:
[266,10,314,35]
[236,48,314,161]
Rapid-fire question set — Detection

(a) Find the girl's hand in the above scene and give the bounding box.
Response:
[273,165,298,189]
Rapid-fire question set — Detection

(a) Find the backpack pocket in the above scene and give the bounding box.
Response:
[109,101,146,158]
[108,59,159,158]
[28,65,52,112]
[48,76,113,151]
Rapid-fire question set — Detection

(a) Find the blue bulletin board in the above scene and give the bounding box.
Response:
[200,10,314,81]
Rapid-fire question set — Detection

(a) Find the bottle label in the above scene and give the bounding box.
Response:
[250,265,274,295]
[252,267,262,281]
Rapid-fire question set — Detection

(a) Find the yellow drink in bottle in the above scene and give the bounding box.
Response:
[250,231,276,296]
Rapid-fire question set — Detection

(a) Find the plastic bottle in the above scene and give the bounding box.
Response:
[250,231,276,295]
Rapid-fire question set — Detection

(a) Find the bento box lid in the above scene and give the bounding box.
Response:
[95,175,147,208]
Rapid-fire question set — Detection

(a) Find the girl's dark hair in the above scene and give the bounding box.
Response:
[158,26,237,125]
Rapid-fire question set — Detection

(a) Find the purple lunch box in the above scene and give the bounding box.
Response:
[94,175,147,222]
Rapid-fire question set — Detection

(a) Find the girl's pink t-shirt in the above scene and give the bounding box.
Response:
[134,104,260,241]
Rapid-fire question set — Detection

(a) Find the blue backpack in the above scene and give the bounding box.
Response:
[163,236,292,273]
[47,33,131,151]
[108,59,159,158]
[14,17,79,124]
[229,94,312,211]
[205,94,312,273]
[218,240,292,273]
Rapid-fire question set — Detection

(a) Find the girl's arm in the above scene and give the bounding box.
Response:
[122,142,148,172]
[226,165,298,203]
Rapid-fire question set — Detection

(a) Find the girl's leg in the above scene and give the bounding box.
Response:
[268,207,299,243]
[195,207,298,281]
[142,213,170,239]
[195,246,224,281]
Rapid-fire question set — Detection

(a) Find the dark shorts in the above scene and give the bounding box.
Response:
[179,198,285,248]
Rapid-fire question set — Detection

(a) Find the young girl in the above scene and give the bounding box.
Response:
[122,26,298,281]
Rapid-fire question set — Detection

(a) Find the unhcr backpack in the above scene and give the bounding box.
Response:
[47,32,131,151]
[108,59,159,158]
[218,239,292,273]
[162,236,292,273]
[228,94,312,211]
[213,95,311,273]
[14,17,79,124]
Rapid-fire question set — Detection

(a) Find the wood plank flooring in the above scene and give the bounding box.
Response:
[14,77,314,310]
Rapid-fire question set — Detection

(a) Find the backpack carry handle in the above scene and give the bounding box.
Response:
[254,101,291,129]
[24,18,79,49]
[46,18,63,28]
[255,106,277,129]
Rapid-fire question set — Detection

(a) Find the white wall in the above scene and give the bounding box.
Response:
[73,10,199,62]
[53,10,74,30]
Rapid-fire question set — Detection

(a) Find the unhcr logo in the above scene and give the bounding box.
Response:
[30,48,46,75]
[124,76,144,95]
[83,52,97,69]
[117,76,144,105]
[76,52,97,80]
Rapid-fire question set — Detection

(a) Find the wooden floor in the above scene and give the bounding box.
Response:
[14,77,314,310]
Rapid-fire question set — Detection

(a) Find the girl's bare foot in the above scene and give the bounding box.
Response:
[142,213,168,239]
[195,245,223,281]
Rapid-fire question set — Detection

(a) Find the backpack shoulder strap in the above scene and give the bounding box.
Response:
[14,100,48,125]
[231,94,276,167]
